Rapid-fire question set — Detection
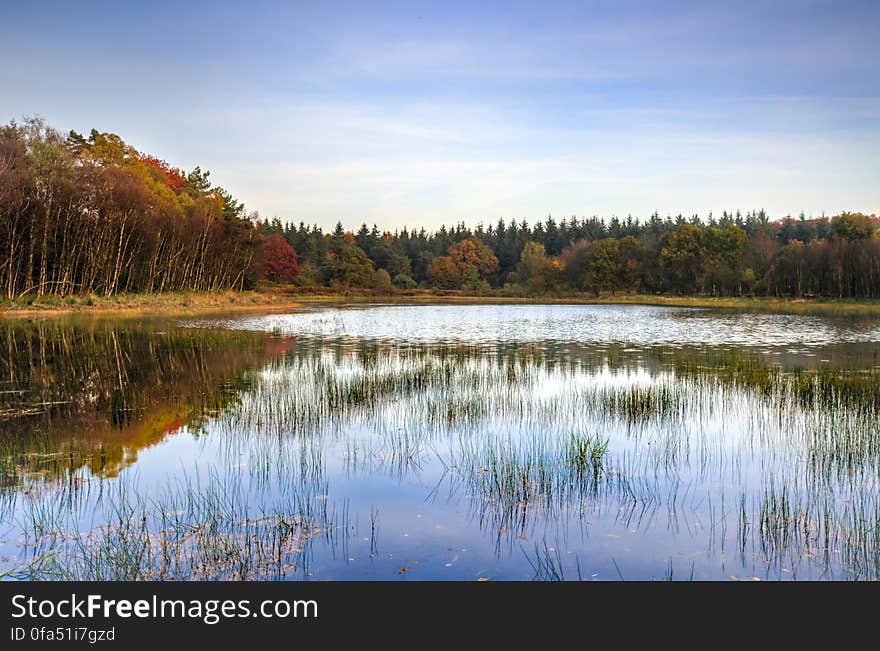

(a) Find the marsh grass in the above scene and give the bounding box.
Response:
[3,333,880,580]
[736,481,880,580]
[14,480,338,581]
[446,432,612,537]
[524,539,570,581]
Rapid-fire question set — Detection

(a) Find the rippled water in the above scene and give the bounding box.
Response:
[2,304,880,581]
[206,303,880,347]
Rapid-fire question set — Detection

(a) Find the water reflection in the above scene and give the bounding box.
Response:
[1,306,879,581]
[0,319,273,484]
[208,303,880,348]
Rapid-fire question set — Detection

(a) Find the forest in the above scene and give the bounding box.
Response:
[2,118,878,300]
[0,118,258,298]
[264,206,880,299]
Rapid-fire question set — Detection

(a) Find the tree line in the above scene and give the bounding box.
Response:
[263,210,880,298]
[0,118,259,298]
[3,118,878,300]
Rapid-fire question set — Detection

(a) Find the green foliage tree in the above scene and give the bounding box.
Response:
[661,224,704,293]
[585,239,620,296]
[831,212,875,241]
[702,225,748,295]
[512,241,558,292]
[617,235,642,293]
[392,273,417,289]
[323,233,374,291]
[372,268,392,294]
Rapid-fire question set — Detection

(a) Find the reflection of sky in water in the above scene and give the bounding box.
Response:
[3,305,880,581]
[197,304,880,347]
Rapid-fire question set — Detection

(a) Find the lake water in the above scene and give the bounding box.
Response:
[2,303,879,580]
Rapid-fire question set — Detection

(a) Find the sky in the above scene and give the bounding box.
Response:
[2,0,879,230]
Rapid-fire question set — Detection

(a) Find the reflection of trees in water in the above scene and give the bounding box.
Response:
[4,329,880,579]
[282,336,880,579]
[0,320,275,484]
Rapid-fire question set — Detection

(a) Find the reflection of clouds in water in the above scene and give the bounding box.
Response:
[4,319,880,580]
[532,368,659,399]
[197,304,880,347]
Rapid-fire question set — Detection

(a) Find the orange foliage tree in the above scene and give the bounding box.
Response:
[428,238,499,289]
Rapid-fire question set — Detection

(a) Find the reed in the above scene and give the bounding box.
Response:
[3,322,880,580]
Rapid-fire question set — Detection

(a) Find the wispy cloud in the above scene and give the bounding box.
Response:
[2,0,878,227]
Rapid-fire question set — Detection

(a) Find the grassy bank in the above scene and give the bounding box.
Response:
[299,291,880,315]
[564,293,880,316]
[4,288,880,318]
[0,289,303,319]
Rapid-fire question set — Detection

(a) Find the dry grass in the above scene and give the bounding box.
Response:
[5,287,880,318]
[298,291,880,316]
[0,290,303,319]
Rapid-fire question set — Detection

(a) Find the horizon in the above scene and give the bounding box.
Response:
[267,208,878,237]
[3,1,879,231]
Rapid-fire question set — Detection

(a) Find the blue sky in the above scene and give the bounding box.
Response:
[2,0,878,229]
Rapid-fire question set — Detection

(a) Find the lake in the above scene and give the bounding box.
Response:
[2,303,879,580]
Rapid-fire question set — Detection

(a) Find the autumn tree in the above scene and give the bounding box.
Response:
[427,256,461,289]
[558,240,591,290]
[450,239,498,278]
[748,227,779,282]
[138,155,186,192]
[5,117,880,302]
[261,234,300,283]
[0,125,34,298]
[0,119,258,298]
[767,241,806,297]
[443,238,499,289]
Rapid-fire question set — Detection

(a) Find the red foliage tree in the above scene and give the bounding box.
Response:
[261,235,300,283]
[140,155,186,192]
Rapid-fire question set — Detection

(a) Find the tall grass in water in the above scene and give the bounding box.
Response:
[12,457,340,581]
[450,432,610,535]
[3,334,880,580]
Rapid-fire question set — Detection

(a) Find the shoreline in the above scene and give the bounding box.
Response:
[0,290,305,319]
[4,289,880,319]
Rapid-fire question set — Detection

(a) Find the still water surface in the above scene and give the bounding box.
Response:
[2,304,879,580]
